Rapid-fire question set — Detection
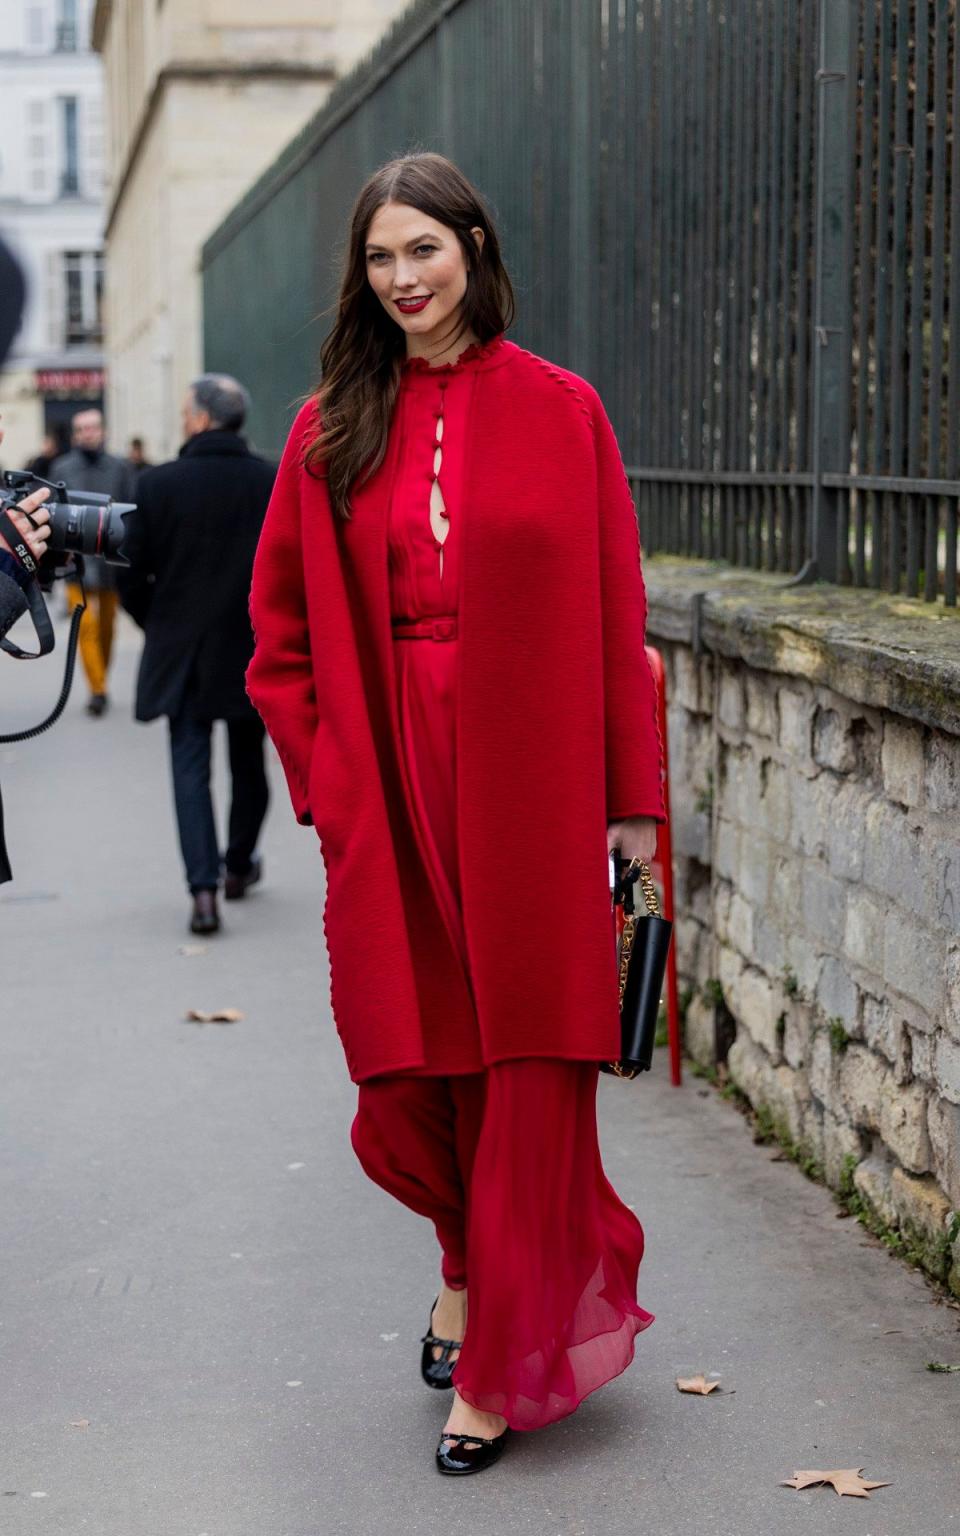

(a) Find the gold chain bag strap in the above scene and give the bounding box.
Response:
[604,853,673,1080]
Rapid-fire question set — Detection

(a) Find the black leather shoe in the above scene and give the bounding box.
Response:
[190,891,220,935]
[435,1427,510,1476]
[420,1295,462,1390]
[224,857,262,901]
[86,693,108,718]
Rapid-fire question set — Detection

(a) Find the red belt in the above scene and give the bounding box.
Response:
[391,617,458,641]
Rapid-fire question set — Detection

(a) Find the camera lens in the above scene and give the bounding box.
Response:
[47,499,131,564]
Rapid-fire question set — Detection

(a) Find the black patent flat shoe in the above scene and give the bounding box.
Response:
[420,1295,462,1390]
[435,1427,510,1476]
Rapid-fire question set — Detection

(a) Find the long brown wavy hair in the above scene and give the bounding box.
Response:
[305,152,516,519]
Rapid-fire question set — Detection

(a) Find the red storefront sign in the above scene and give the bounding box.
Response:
[35,368,105,395]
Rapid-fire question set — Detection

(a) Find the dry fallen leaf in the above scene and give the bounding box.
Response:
[68,1420,89,1429]
[782,1468,891,1498]
[178,944,208,957]
[184,1008,244,1024]
[676,1375,720,1395]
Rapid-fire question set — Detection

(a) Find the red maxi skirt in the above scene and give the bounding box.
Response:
[349,361,652,1431]
[349,623,654,1432]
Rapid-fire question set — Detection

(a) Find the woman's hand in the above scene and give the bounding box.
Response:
[0,422,53,565]
[607,815,659,866]
[0,486,52,565]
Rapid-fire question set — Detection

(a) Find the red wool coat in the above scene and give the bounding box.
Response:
[246,340,665,1083]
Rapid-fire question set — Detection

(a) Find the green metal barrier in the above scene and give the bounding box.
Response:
[203,0,960,605]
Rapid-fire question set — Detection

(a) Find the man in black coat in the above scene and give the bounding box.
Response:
[118,374,276,935]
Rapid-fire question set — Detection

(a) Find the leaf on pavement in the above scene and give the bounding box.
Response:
[926,1361,960,1372]
[782,1468,891,1498]
[676,1375,721,1395]
[184,1008,244,1024]
[178,944,208,957]
[68,1420,89,1429]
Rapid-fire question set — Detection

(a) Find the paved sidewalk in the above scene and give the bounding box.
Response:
[2,614,958,1535]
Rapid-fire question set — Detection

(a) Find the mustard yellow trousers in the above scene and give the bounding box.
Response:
[65,583,118,698]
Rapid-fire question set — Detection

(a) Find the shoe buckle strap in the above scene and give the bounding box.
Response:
[421,1331,462,1351]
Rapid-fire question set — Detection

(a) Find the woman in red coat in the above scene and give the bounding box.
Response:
[247,152,665,1475]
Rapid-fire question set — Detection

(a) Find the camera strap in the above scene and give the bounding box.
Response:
[0,508,56,659]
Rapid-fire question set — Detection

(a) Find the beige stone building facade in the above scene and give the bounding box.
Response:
[92,0,410,460]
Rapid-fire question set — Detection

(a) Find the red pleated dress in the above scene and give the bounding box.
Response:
[350,336,654,1431]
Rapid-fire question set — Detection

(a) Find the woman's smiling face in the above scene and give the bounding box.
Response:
[364,201,483,349]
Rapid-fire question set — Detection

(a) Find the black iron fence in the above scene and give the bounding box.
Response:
[202,0,960,605]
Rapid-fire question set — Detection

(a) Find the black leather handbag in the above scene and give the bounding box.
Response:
[601,853,673,1079]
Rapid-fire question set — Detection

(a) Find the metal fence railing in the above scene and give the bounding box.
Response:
[202,0,960,606]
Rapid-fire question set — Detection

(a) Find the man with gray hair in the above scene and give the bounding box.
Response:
[118,374,277,935]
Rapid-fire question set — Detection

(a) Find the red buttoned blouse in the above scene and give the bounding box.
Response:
[387,336,505,1072]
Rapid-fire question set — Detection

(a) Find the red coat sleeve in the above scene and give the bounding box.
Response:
[246,402,319,825]
[589,391,667,825]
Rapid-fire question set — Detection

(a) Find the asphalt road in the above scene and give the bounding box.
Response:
[2,610,958,1536]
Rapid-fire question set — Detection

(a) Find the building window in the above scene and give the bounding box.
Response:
[64,255,84,340]
[59,97,79,195]
[25,106,50,199]
[62,251,103,346]
[55,0,78,51]
[27,6,45,49]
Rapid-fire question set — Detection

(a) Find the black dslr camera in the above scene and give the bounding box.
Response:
[0,470,135,740]
[1,468,133,596]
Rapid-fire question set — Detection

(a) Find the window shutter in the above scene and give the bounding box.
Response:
[46,250,64,350]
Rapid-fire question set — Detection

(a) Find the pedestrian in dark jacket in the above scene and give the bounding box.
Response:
[126,437,153,482]
[27,431,61,479]
[117,373,276,935]
[51,411,136,717]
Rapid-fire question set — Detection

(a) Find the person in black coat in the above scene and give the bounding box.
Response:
[26,431,61,479]
[118,374,277,934]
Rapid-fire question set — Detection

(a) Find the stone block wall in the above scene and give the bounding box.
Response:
[645,559,960,1289]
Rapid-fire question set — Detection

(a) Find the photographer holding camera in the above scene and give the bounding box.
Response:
[0,235,132,885]
[0,470,52,883]
[0,236,42,647]
[0,453,133,883]
[0,480,52,633]
[0,245,135,882]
